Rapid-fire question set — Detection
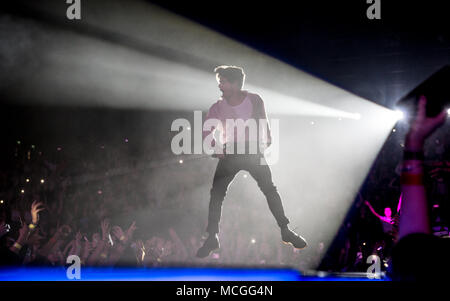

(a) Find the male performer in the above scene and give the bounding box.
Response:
[196,65,307,258]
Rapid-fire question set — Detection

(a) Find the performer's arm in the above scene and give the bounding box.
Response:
[202,107,217,146]
[258,97,272,146]
[203,104,224,157]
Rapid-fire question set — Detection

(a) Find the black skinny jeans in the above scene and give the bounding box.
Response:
[206,152,290,234]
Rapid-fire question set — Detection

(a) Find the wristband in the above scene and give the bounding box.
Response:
[119,236,126,242]
[403,150,424,161]
[13,242,22,251]
[401,173,423,186]
[100,253,107,259]
[28,223,36,230]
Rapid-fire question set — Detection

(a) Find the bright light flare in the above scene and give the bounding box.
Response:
[394,110,405,121]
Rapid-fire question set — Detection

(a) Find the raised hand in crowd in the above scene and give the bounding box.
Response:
[168,228,188,261]
[107,221,137,266]
[0,221,10,239]
[111,226,126,243]
[27,230,45,249]
[30,201,45,226]
[133,240,146,266]
[429,160,450,179]
[9,223,30,255]
[101,219,110,242]
[80,236,93,265]
[391,95,449,281]
[38,224,71,258]
[126,221,137,243]
[143,238,160,266]
[398,96,447,239]
[87,220,110,266]
[63,231,83,258]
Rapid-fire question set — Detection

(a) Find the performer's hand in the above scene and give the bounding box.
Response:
[211,147,226,159]
[212,153,225,159]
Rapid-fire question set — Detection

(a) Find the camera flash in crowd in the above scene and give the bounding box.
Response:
[0,200,3,204]
[447,108,450,115]
[26,178,30,183]
[243,174,248,178]
[125,138,129,143]
[20,189,24,194]
[40,179,45,184]
[179,159,183,164]
[251,238,256,244]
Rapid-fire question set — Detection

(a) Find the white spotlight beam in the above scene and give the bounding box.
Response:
[4,0,394,122]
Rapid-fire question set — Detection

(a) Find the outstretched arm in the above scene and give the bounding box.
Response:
[364,200,383,220]
[398,96,447,240]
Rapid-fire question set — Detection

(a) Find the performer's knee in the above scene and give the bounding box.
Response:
[259,182,278,196]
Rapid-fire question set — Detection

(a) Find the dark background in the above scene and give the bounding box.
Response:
[150,0,450,108]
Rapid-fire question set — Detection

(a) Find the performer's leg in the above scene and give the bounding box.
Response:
[246,154,307,249]
[206,156,240,235]
[245,155,289,228]
[197,156,240,258]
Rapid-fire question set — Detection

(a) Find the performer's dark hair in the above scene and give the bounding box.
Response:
[214,65,246,89]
